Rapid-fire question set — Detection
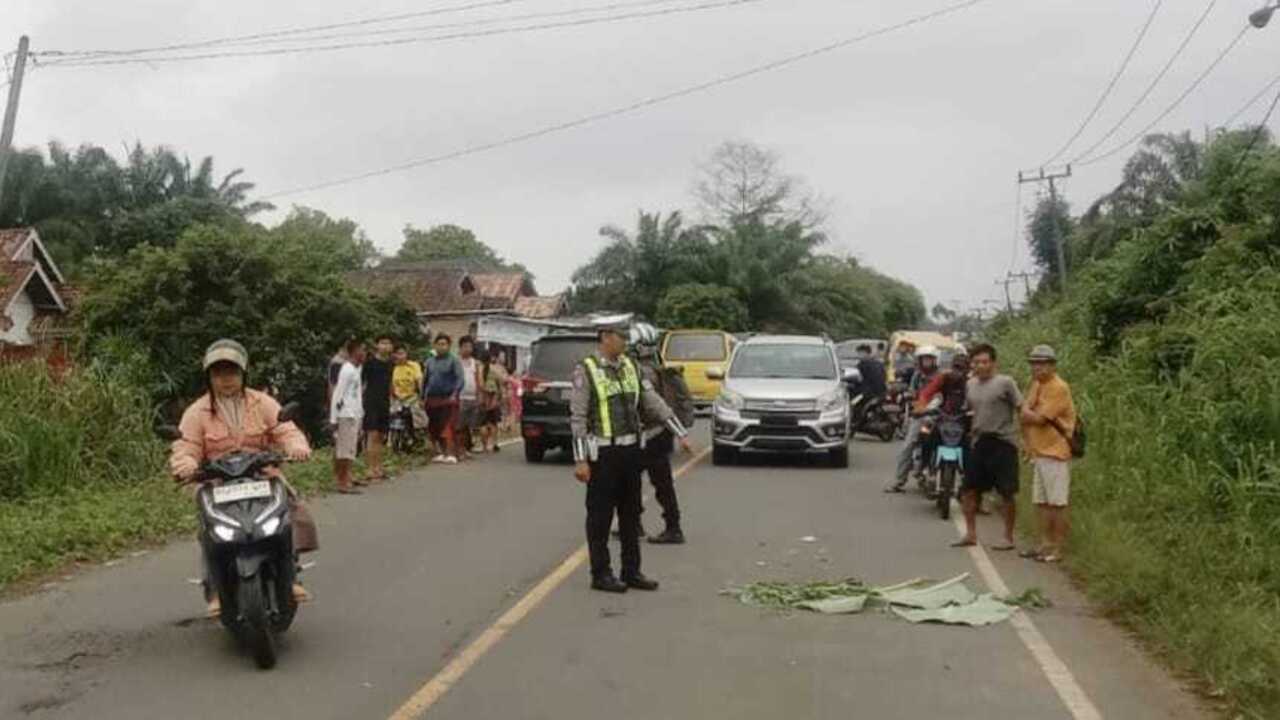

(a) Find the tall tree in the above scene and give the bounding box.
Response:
[1027,193,1073,283]
[272,206,381,273]
[693,141,827,228]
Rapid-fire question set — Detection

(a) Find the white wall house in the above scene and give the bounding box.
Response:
[0,228,68,349]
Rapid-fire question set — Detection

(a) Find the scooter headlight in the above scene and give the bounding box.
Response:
[213,524,236,542]
[260,516,282,537]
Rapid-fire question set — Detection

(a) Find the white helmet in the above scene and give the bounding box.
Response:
[629,322,660,349]
[915,345,939,361]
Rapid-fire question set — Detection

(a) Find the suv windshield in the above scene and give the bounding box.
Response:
[530,338,595,381]
[665,333,726,361]
[729,344,836,380]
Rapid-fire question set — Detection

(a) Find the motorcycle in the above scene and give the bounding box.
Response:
[157,404,303,669]
[920,409,967,520]
[387,402,418,454]
[884,382,910,440]
[850,393,897,442]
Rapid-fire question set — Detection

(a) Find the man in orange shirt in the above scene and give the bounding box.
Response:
[1019,345,1077,563]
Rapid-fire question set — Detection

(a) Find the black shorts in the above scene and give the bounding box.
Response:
[363,401,391,433]
[964,435,1020,498]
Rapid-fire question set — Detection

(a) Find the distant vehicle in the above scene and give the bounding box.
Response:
[519,331,597,463]
[709,334,855,468]
[836,338,888,367]
[661,329,736,413]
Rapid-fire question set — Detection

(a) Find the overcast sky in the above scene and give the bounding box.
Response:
[7,0,1276,313]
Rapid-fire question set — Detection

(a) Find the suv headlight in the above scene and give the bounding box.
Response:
[818,388,848,414]
[716,389,745,412]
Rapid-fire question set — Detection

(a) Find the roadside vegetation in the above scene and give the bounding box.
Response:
[996,128,1280,719]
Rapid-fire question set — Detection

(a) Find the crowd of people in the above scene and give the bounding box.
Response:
[327,333,519,494]
[878,340,1080,563]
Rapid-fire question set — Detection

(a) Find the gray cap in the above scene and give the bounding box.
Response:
[203,338,249,371]
[1028,344,1057,362]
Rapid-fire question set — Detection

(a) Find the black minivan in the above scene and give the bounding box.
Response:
[520,332,597,462]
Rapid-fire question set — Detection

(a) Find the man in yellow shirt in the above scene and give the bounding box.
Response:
[1019,345,1077,563]
[391,345,427,438]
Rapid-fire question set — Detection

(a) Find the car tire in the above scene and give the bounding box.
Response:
[712,445,737,467]
[829,445,850,469]
[524,440,546,463]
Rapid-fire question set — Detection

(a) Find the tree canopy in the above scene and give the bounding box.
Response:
[395,223,525,272]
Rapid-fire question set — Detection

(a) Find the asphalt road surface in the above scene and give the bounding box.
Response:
[0,429,1208,719]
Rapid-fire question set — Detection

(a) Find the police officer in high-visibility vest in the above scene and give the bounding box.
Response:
[571,326,692,593]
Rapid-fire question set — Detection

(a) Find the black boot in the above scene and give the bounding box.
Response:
[648,527,685,545]
[591,574,628,593]
[621,573,659,591]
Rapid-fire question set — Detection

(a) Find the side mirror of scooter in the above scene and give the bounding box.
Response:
[155,425,182,442]
[277,402,302,425]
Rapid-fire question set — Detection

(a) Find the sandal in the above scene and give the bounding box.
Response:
[1035,554,1062,564]
[1019,548,1045,560]
[950,538,978,548]
[336,487,364,495]
[990,543,1016,552]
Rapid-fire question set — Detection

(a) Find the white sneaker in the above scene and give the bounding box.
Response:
[432,455,447,464]
[443,456,459,465]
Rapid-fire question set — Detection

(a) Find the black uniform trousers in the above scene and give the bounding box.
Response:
[586,445,644,579]
[639,431,680,529]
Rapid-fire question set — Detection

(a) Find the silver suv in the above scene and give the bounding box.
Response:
[708,335,856,468]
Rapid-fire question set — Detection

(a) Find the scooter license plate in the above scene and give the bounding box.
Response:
[212,480,272,504]
[936,447,964,463]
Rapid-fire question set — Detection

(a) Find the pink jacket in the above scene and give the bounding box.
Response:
[170,389,310,479]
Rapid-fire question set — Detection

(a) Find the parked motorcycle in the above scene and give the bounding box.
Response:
[884,382,910,440]
[157,404,303,669]
[388,402,418,454]
[850,393,897,442]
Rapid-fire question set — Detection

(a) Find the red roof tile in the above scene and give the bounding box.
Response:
[471,272,534,302]
[514,294,568,320]
[0,228,33,260]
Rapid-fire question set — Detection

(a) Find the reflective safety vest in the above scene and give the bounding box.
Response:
[583,356,642,438]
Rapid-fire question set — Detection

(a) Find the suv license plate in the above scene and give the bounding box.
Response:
[213,481,272,504]
[762,415,799,427]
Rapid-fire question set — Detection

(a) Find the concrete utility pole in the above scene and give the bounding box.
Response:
[1017,165,1072,292]
[995,275,1015,314]
[0,36,31,214]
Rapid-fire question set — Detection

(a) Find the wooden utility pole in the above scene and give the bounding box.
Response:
[1017,165,1072,292]
[0,36,31,213]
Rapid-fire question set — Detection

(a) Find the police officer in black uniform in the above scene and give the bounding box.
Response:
[571,326,690,593]
[631,323,695,544]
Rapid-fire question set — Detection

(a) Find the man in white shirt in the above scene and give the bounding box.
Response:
[330,339,367,495]
[456,336,480,460]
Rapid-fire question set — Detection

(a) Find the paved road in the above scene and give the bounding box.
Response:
[0,431,1206,719]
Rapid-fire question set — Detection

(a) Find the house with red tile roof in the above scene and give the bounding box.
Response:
[0,228,74,350]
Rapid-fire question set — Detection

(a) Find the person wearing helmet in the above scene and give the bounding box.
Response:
[169,340,316,617]
[630,323,695,544]
[886,346,943,492]
[569,325,690,593]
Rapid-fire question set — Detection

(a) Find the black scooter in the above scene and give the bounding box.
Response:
[850,393,897,442]
[158,405,302,669]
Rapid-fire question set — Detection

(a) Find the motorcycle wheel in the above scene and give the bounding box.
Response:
[937,465,956,520]
[239,577,278,670]
[878,422,896,442]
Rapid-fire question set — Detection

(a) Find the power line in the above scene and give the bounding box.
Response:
[38,0,528,59]
[1041,0,1162,167]
[35,0,765,67]
[1070,0,1220,165]
[262,0,988,199]
[1225,70,1280,127]
[1075,22,1248,167]
[156,0,712,51]
[1228,86,1280,177]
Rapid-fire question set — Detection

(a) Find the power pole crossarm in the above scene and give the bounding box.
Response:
[0,35,31,214]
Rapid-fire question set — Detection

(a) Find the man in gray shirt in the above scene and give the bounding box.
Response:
[954,343,1023,551]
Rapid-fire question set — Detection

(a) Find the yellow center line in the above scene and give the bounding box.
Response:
[388,446,712,720]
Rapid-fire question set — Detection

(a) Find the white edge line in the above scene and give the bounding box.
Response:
[951,504,1104,720]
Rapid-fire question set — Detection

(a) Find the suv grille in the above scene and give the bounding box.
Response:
[744,398,816,413]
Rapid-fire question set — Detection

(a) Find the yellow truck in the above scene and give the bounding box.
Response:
[660,329,736,411]
[887,330,965,383]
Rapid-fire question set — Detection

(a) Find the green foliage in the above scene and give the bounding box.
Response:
[0,361,162,501]
[1026,192,1073,284]
[997,127,1280,718]
[572,210,923,336]
[78,223,423,436]
[0,141,271,273]
[272,206,382,273]
[655,283,747,331]
[396,223,523,272]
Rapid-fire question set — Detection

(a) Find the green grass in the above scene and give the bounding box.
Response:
[996,297,1280,719]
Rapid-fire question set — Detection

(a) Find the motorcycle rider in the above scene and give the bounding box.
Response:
[885,346,942,493]
[630,323,696,544]
[169,339,316,617]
